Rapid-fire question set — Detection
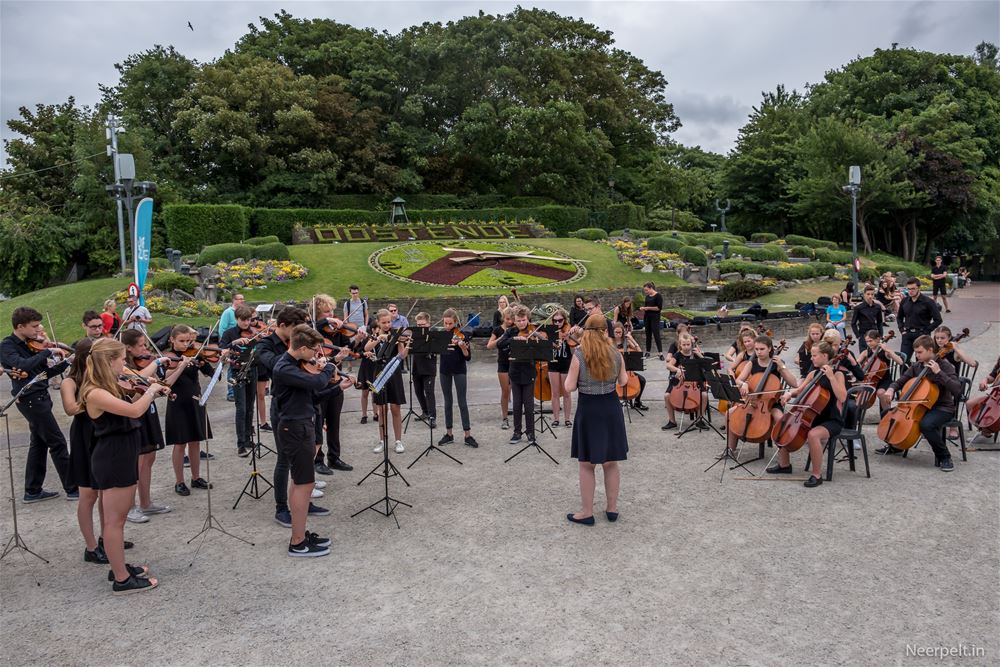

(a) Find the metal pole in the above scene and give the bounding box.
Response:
[108,115,127,272]
[850,187,859,287]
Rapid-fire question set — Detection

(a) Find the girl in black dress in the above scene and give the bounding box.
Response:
[769,341,847,487]
[487,307,514,430]
[164,325,214,496]
[364,309,408,454]
[81,338,169,594]
[663,333,708,429]
[564,311,629,525]
[492,295,510,329]
[548,308,575,428]
[932,325,976,372]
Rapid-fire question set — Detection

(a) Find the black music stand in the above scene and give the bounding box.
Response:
[406,330,461,468]
[703,371,757,481]
[620,351,645,423]
[231,347,273,508]
[505,339,559,465]
[675,358,723,439]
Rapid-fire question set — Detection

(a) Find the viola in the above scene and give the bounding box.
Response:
[877,344,957,450]
[771,350,848,452]
[969,377,1000,435]
[857,331,895,409]
[730,340,788,443]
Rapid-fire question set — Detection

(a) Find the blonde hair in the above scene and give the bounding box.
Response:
[580,312,614,381]
[170,324,197,340]
[313,293,336,315]
[375,308,391,323]
[103,299,116,311]
[80,338,126,409]
[822,329,841,346]
[512,305,530,319]
[414,311,431,324]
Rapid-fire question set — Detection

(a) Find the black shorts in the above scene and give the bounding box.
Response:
[813,419,843,440]
[932,280,947,296]
[277,418,316,485]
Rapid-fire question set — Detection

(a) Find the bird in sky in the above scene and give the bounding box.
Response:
[187,21,194,31]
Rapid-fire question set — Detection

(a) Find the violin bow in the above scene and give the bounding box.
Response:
[193,321,219,364]
[44,311,64,352]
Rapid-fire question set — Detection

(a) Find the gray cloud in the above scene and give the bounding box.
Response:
[2,0,996,167]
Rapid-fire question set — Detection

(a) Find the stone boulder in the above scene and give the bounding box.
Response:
[720,272,742,283]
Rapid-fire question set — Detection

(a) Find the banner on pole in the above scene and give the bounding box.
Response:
[133,197,154,305]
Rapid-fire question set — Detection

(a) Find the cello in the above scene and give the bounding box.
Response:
[771,349,848,452]
[876,343,956,450]
[730,340,788,443]
[668,338,704,418]
[969,375,1000,436]
[857,331,895,409]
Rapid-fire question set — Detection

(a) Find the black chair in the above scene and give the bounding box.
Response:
[806,385,875,481]
[943,377,972,462]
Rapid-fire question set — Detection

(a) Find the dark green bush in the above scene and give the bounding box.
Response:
[148,271,198,294]
[717,280,774,302]
[249,242,290,261]
[857,267,880,284]
[712,244,751,258]
[784,234,838,250]
[149,257,171,270]
[647,236,686,253]
[569,227,608,240]
[606,203,646,231]
[715,259,835,280]
[787,245,816,259]
[744,244,787,261]
[645,208,705,232]
[245,235,281,246]
[196,243,249,266]
[750,232,779,243]
[164,204,249,254]
[679,245,708,266]
[814,248,853,263]
[682,232,747,248]
[609,229,626,237]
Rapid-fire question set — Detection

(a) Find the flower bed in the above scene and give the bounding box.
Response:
[215,260,308,291]
[602,239,682,272]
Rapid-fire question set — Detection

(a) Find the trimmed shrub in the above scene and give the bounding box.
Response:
[787,245,816,259]
[606,203,646,231]
[682,232,747,248]
[570,227,608,241]
[245,235,281,246]
[164,204,249,254]
[196,243,249,266]
[609,229,626,237]
[149,257,171,270]
[249,242,290,261]
[744,244,787,262]
[715,259,835,281]
[645,208,706,232]
[750,232,779,243]
[717,280,774,302]
[784,234,838,250]
[148,271,198,294]
[814,248,853,264]
[679,245,708,266]
[647,236,686,253]
[857,267,880,284]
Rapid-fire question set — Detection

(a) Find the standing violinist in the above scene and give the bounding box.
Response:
[857,330,905,415]
[851,286,884,353]
[220,305,260,459]
[311,294,354,475]
[877,335,961,471]
[1,306,76,503]
[613,322,647,410]
[487,307,515,430]
[548,308,575,429]
[662,333,707,430]
[498,305,546,446]
[365,309,409,454]
[967,356,1000,442]
[724,335,798,456]
[769,341,847,487]
[898,278,942,361]
[639,282,664,360]
[437,308,478,448]
[164,324,215,496]
[410,312,438,429]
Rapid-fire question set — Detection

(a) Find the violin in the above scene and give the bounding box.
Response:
[319,317,359,339]
[27,335,73,355]
[3,367,29,380]
[857,331,896,409]
[771,350,848,452]
[162,343,223,367]
[117,372,175,401]
[729,341,788,443]
[969,375,1000,435]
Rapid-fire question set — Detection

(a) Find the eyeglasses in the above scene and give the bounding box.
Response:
[552,318,564,323]
[389,309,397,312]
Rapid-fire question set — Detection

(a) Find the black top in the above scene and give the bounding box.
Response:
[256,332,285,374]
[492,326,511,368]
[1,335,70,399]
[643,292,663,321]
[569,306,588,327]
[92,409,142,438]
[851,301,884,337]
[749,356,782,379]
[898,294,942,334]
[889,357,962,411]
[836,354,865,385]
[497,326,538,384]
[930,262,948,283]
[492,310,504,329]
[411,351,437,376]
[219,325,257,377]
[272,352,334,421]
[439,339,470,375]
[796,342,812,379]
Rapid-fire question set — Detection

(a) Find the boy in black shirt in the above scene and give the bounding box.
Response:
[930,255,951,313]
[409,312,438,429]
[219,305,258,457]
[498,305,546,445]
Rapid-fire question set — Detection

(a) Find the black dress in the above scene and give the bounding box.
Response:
[570,350,628,464]
[90,410,143,490]
[139,401,166,454]
[493,326,511,373]
[806,372,844,439]
[68,413,97,489]
[165,362,214,445]
[548,335,572,374]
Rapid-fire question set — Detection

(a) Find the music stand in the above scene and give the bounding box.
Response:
[675,358,723,439]
[703,371,757,481]
[620,351,645,423]
[505,339,559,465]
[231,346,273,509]
[406,329,462,468]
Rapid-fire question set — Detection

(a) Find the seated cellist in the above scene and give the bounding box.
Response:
[967,356,1000,441]
[876,335,962,471]
[768,341,847,488]
[857,329,905,415]
[662,333,707,430]
[724,335,798,455]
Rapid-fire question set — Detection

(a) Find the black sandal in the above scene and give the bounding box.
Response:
[107,563,150,581]
[98,537,134,551]
[112,574,158,595]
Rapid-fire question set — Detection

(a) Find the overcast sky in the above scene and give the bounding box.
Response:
[1,0,997,167]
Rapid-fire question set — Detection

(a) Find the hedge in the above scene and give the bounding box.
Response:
[148,271,198,294]
[750,232,779,243]
[813,248,853,263]
[569,227,608,241]
[606,203,645,231]
[196,241,290,265]
[744,244,788,262]
[787,245,816,259]
[679,245,708,266]
[245,235,281,246]
[712,244,751,258]
[681,232,747,248]
[249,242,290,261]
[164,204,250,254]
[717,280,773,302]
[784,234,838,250]
[645,208,706,232]
[647,236,686,253]
[315,194,555,211]
[716,259,836,280]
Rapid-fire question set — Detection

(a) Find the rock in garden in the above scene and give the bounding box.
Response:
[171,289,196,301]
[641,264,654,273]
[720,272,742,282]
[708,267,721,281]
[745,273,764,281]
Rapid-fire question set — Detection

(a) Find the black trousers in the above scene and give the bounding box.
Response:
[900,330,923,362]
[413,372,437,419]
[271,401,289,512]
[920,407,954,459]
[644,318,662,353]
[511,381,535,438]
[15,393,75,495]
[233,376,256,450]
[315,391,344,464]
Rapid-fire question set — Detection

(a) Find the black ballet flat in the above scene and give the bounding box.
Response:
[766,464,793,474]
[566,513,595,526]
[605,511,619,522]
[98,537,133,551]
[804,475,823,488]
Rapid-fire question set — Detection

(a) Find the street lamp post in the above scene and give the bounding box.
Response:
[843,166,862,288]
[105,114,128,271]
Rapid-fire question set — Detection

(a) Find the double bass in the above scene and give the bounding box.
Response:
[857,331,895,409]
[876,343,957,450]
[730,340,788,443]
[523,323,552,402]
[771,350,848,452]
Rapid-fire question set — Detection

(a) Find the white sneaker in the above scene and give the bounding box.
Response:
[311,488,324,499]
[314,480,327,490]
[126,507,150,524]
[140,502,172,515]
[394,440,405,453]
[373,441,384,453]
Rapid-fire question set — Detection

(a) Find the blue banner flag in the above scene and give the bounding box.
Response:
[133,197,154,305]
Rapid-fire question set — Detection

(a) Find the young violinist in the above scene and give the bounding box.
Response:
[663,332,707,430]
[410,312,438,429]
[725,335,798,454]
[498,305,546,445]
[769,341,847,487]
[311,294,354,474]
[81,338,170,593]
[164,324,215,496]
[120,329,185,523]
[487,306,515,430]
[100,298,121,337]
[438,308,478,448]
[1,306,76,502]
[932,326,976,373]
[272,325,352,558]
[220,305,259,459]
[795,323,825,378]
[80,310,105,343]
[548,308,575,428]
[613,321,647,410]
[878,335,962,471]
[365,308,409,454]
[857,330,905,414]
[967,356,1000,441]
